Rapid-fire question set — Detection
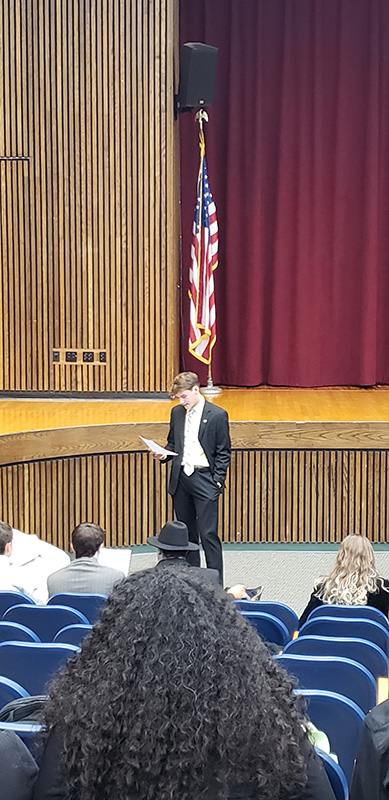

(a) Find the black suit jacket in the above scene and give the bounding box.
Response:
[155,557,220,583]
[166,400,231,495]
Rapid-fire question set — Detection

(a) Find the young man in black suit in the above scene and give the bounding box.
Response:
[153,372,231,582]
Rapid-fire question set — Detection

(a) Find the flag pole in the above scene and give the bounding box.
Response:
[194,111,223,397]
[203,361,223,396]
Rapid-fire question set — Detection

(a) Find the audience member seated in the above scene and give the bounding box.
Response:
[47,523,124,597]
[147,520,219,582]
[227,583,250,599]
[10,527,70,604]
[0,729,38,800]
[299,534,389,628]
[0,521,27,593]
[33,568,334,799]
[350,697,389,800]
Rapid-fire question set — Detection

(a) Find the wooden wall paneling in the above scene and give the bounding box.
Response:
[3,447,389,547]
[129,0,137,391]
[159,0,167,391]
[328,451,335,543]
[0,0,179,393]
[278,451,285,543]
[340,450,348,538]
[297,450,309,542]
[264,450,272,542]
[166,0,180,390]
[148,0,156,390]
[247,451,255,543]
[373,451,381,542]
[303,452,310,544]
[0,161,7,391]
[0,9,4,390]
[118,1,127,393]
[380,451,388,542]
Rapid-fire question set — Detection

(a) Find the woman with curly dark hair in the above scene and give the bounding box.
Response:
[33,566,334,800]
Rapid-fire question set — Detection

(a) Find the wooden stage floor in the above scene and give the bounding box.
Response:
[2,388,389,547]
[2,386,389,437]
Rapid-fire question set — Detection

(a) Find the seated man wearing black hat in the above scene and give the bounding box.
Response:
[147,521,219,583]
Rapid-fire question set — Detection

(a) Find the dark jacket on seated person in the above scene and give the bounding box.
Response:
[0,730,38,800]
[350,698,389,800]
[32,727,335,800]
[299,579,389,628]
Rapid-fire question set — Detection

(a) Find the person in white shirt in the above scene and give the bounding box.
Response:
[152,372,231,583]
[0,521,24,592]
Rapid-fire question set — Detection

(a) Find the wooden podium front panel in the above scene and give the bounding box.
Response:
[1,449,388,546]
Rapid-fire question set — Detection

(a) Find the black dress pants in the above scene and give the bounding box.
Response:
[172,467,223,583]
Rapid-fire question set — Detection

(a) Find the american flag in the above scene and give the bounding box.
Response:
[188,131,218,364]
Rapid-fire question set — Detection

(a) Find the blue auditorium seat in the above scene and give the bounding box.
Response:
[297,689,365,785]
[276,653,376,713]
[0,592,35,618]
[0,621,41,643]
[283,634,388,681]
[307,603,389,629]
[0,676,30,711]
[235,600,298,636]
[315,747,349,799]
[48,592,108,623]
[0,642,79,695]
[3,604,89,642]
[241,611,290,647]
[299,616,389,656]
[54,624,92,646]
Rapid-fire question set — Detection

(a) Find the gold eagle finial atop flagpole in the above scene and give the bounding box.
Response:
[195,109,209,130]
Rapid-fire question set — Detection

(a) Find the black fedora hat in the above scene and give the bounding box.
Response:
[147,521,199,551]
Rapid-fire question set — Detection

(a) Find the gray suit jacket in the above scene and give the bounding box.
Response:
[47,556,123,597]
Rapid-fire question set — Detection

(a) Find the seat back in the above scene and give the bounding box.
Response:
[54,624,93,646]
[301,689,365,785]
[0,642,79,695]
[0,592,35,618]
[236,600,298,636]
[308,603,389,629]
[0,621,41,644]
[284,635,388,680]
[0,721,43,760]
[3,605,89,641]
[48,593,108,623]
[241,611,290,647]
[299,616,389,656]
[275,653,376,713]
[315,746,349,799]
[0,677,29,711]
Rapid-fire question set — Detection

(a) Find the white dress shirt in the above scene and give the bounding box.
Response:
[0,554,24,592]
[182,395,209,475]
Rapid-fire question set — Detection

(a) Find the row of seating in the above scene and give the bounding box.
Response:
[0,590,108,623]
[235,599,389,796]
[0,592,101,706]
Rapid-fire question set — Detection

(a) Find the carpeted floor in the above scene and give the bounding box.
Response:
[129,544,389,619]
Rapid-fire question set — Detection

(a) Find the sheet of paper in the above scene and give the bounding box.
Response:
[98,547,132,577]
[139,436,178,457]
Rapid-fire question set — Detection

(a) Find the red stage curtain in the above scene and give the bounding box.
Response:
[179,0,389,387]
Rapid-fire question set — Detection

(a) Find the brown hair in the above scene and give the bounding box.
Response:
[0,521,13,555]
[72,523,105,558]
[170,371,200,396]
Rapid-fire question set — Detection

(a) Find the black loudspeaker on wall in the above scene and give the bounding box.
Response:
[176,42,218,112]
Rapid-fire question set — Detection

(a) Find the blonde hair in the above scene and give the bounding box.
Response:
[316,534,385,605]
